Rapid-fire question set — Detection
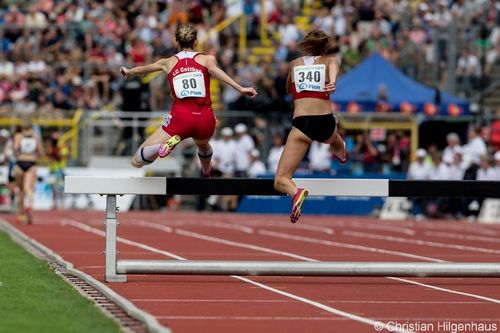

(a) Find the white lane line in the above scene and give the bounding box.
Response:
[424,231,500,244]
[160,217,332,235]
[415,223,499,236]
[233,220,334,235]
[338,220,415,235]
[175,229,313,261]
[130,218,255,234]
[233,275,411,333]
[63,218,410,333]
[259,230,444,262]
[155,315,500,321]
[131,299,487,304]
[143,223,500,305]
[388,277,500,304]
[156,315,351,321]
[61,219,185,260]
[130,221,173,233]
[343,231,500,255]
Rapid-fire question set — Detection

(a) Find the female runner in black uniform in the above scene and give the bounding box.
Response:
[274,31,347,223]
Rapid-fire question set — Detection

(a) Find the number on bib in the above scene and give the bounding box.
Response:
[173,72,206,99]
[294,64,326,93]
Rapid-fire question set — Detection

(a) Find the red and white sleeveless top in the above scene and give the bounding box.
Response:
[291,56,329,101]
[167,51,212,109]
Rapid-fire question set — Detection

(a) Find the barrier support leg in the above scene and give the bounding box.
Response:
[105,195,127,282]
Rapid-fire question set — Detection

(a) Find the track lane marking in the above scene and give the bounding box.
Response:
[343,231,500,254]
[61,218,411,333]
[61,219,185,260]
[232,275,412,332]
[131,299,488,304]
[258,230,443,262]
[424,231,500,244]
[175,229,313,261]
[387,277,500,304]
[130,221,500,304]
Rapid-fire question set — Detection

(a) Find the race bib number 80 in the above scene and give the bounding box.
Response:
[173,72,206,99]
[294,65,326,92]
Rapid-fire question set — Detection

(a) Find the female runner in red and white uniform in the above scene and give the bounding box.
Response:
[274,30,347,223]
[120,24,257,175]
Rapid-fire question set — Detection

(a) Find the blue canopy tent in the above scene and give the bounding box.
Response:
[332,53,469,115]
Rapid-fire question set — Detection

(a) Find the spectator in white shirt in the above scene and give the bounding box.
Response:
[456,49,481,96]
[309,142,332,173]
[477,155,496,180]
[248,149,267,178]
[212,127,237,177]
[431,153,453,180]
[267,134,284,173]
[407,149,433,180]
[461,127,487,168]
[494,151,500,180]
[448,150,465,180]
[278,16,300,47]
[442,132,461,164]
[234,123,255,177]
[407,149,432,219]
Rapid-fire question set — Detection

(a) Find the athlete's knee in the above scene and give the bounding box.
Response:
[274,175,287,190]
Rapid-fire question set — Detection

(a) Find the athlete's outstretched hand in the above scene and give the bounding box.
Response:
[120,67,132,79]
[324,83,336,94]
[240,87,257,98]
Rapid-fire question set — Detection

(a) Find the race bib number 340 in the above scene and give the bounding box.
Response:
[173,72,206,99]
[294,65,326,92]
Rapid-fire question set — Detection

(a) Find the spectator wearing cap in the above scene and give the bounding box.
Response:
[407,148,433,180]
[267,134,284,174]
[248,149,267,178]
[212,127,237,177]
[234,123,255,177]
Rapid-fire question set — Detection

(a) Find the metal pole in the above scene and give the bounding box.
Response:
[116,260,500,277]
[105,195,127,282]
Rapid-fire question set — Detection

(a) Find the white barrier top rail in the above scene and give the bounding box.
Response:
[64,177,500,197]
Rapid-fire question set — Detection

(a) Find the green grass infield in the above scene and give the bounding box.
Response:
[0,231,122,333]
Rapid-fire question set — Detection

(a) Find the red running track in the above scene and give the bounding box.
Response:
[4,211,500,333]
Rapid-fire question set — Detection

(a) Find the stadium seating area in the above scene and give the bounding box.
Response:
[0,0,498,116]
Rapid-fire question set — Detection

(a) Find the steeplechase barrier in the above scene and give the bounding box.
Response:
[64,177,500,282]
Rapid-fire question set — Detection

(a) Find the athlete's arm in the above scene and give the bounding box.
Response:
[324,57,339,94]
[12,134,20,157]
[36,136,45,159]
[286,63,293,94]
[205,56,257,97]
[120,58,169,78]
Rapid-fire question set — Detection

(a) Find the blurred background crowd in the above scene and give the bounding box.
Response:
[0,0,499,217]
[0,0,498,114]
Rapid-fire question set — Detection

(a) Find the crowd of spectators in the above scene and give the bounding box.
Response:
[0,0,498,119]
[407,126,500,219]
[0,1,499,180]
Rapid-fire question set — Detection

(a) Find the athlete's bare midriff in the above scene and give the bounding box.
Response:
[293,98,332,118]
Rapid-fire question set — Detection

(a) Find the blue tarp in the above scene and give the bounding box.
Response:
[332,53,469,114]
